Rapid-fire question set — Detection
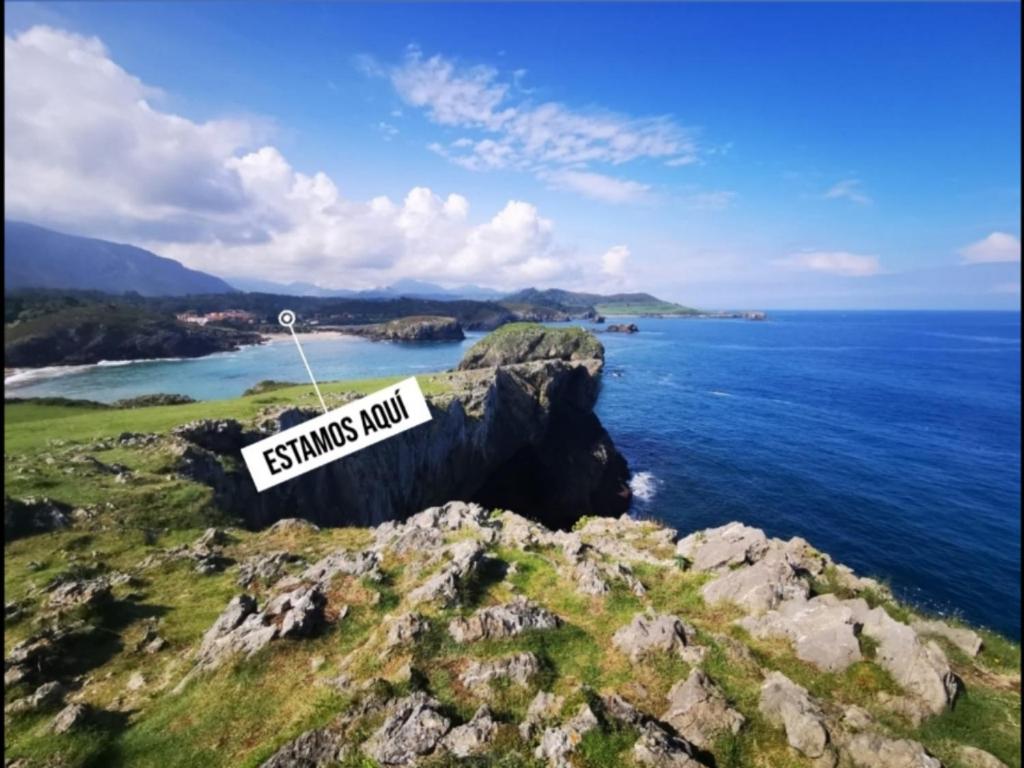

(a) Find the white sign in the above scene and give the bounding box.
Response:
[241,376,432,492]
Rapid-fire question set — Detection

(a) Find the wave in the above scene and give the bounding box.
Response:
[5,355,191,387]
[629,471,662,503]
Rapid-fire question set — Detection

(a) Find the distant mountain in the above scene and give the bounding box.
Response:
[226,275,505,301]
[4,221,235,297]
[503,288,698,315]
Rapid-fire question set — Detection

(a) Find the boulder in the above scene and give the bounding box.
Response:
[384,613,430,653]
[441,706,498,757]
[237,551,304,588]
[701,555,809,615]
[51,702,89,734]
[676,522,769,572]
[660,670,745,749]
[911,619,983,657]
[739,595,863,672]
[407,540,485,606]
[842,732,942,768]
[520,690,566,740]
[759,672,835,764]
[633,721,708,768]
[5,681,67,714]
[460,652,540,693]
[535,704,599,768]
[259,729,347,768]
[612,613,703,663]
[363,692,451,766]
[4,496,71,541]
[47,577,113,610]
[449,597,561,643]
[956,746,1009,768]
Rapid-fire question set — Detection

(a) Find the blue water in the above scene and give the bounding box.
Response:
[6,312,1021,638]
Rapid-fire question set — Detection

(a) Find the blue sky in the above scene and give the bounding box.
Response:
[4,2,1021,308]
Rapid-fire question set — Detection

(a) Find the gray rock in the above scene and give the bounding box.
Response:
[259,729,346,768]
[842,732,942,768]
[267,518,321,533]
[449,597,561,643]
[535,704,599,767]
[384,613,430,653]
[5,681,66,714]
[701,555,808,615]
[441,706,498,757]
[51,702,89,734]
[759,672,834,764]
[520,691,566,740]
[460,652,540,692]
[661,669,745,749]
[612,613,703,663]
[633,721,707,767]
[237,551,303,588]
[676,522,769,572]
[363,692,451,766]
[739,595,863,672]
[572,560,610,595]
[911,619,983,657]
[408,540,485,606]
[299,550,380,586]
[47,577,113,610]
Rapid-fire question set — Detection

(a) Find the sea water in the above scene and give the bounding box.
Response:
[6,312,1021,637]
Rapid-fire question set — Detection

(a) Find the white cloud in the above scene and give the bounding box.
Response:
[4,25,594,289]
[377,121,399,141]
[959,232,1021,264]
[601,245,630,277]
[779,250,881,277]
[378,47,698,202]
[543,170,650,204]
[824,178,872,205]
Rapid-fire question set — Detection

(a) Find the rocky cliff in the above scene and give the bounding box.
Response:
[4,506,1017,768]
[332,315,466,342]
[173,325,630,530]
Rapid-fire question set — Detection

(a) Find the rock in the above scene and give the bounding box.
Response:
[5,622,97,686]
[408,540,485,606]
[841,706,874,731]
[363,692,451,766]
[268,518,321,534]
[520,691,566,740]
[384,613,430,653]
[259,729,347,768]
[263,584,328,638]
[535,704,599,767]
[458,324,604,370]
[51,702,89,734]
[854,603,959,716]
[449,597,561,643]
[842,732,942,768]
[612,613,703,663]
[126,672,147,691]
[633,721,707,767]
[911,619,984,657]
[701,554,809,615]
[337,316,465,342]
[172,420,254,454]
[299,550,380,586]
[661,670,745,749]
[47,577,113,610]
[956,746,1009,768]
[676,522,769,572]
[460,652,541,692]
[606,323,639,333]
[739,595,863,672]
[5,681,66,714]
[759,672,835,764]
[441,706,498,757]
[195,527,228,549]
[572,560,610,595]
[237,551,303,588]
[5,496,72,541]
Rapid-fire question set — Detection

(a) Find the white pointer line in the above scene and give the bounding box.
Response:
[279,309,328,414]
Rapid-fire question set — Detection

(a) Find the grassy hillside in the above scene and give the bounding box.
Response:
[504,289,699,317]
[3,376,1020,768]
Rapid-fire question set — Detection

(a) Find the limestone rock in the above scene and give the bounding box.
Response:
[449,597,561,643]
[676,522,769,572]
[259,729,346,768]
[612,613,703,663]
[384,613,430,653]
[739,595,863,672]
[534,704,599,768]
[363,692,451,766]
[759,672,835,764]
[441,706,498,757]
[701,555,808,615]
[842,732,942,768]
[47,577,113,610]
[911,619,983,657]
[237,551,303,588]
[407,540,485,606]
[633,721,707,768]
[460,652,540,693]
[268,518,321,534]
[51,702,89,734]
[520,690,566,740]
[956,746,1009,768]
[661,670,745,749]
[5,681,66,714]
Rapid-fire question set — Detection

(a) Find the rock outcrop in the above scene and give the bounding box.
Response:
[173,325,630,530]
[336,316,465,342]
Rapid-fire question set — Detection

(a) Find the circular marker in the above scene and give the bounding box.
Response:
[278,309,296,327]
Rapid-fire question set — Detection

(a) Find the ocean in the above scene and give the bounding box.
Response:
[6,311,1021,637]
